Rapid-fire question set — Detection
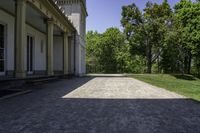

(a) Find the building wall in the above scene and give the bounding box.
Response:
[53,36,63,72]
[68,37,75,74]
[0,9,49,75]
[75,35,80,74]
[60,1,86,41]
[75,34,86,75]
[0,10,15,73]
[58,0,87,75]
[0,2,79,76]
[81,45,86,74]
[59,1,82,34]
[26,25,47,72]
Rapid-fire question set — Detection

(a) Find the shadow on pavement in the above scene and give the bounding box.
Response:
[0,77,200,133]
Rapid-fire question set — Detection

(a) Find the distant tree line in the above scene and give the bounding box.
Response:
[86,0,200,76]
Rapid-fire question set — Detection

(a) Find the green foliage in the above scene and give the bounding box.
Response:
[86,0,200,75]
[174,0,200,74]
[86,31,102,73]
[120,0,200,75]
[121,0,172,73]
[98,28,124,73]
[86,28,146,73]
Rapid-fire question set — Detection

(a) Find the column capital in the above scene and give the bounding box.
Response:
[65,31,73,37]
[63,32,68,36]
[47,18,54,24]
[15,0,27,4]
[63,32,73,38]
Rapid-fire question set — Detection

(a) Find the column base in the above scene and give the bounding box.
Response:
[47,71,54,76]
[64,71,69,75]
[15,72,26,78]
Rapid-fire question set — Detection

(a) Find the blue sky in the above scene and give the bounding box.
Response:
[86,0,181,33]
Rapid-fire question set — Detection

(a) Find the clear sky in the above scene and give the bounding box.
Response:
[86,0,181,33]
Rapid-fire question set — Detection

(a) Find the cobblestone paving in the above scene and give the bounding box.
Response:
[0,76,200,133]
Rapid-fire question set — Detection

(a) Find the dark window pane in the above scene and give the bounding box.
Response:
[0,25,4,34]
[0,60,4,72]
[0,41,3,49]
[30,37,33,71]
[41,40,44,53]
[27,36,29,71]
[0,49,4,59]
[0,25,4,49]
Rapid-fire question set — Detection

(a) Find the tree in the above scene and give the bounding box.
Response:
[98,28,125,73]
[161,15,185,73]
[86,31,102,73]
[121,0,172,73]
[86,0,200,75]
[175,0,200,74]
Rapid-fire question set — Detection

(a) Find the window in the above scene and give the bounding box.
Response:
[27,35,34,73]
[0,24,5,72]
[41,40,44,53]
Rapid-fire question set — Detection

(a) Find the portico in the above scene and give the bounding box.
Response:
[0,0,80,78]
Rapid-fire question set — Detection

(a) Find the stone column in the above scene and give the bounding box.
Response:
[70,35,75,74]
[71,35,76,74]
[15,0,27,78]
[75,34,81,75]
[68,37,72,74]
[47,19,54,76]
[63,32,69,75]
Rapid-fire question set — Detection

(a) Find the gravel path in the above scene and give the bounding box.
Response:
[0,76,200,133]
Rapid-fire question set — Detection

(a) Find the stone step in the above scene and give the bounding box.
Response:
[0,74,74,90]
[0,89,32,100]
[26,76,60,85]
[0,80,25,91]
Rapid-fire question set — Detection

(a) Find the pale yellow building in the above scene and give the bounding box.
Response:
[0,0,87,78]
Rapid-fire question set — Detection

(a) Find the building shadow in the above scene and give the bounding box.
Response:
[56,98,200,133]
[0,77,200,133]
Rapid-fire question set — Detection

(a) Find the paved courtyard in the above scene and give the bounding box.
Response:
[0,76,200,133]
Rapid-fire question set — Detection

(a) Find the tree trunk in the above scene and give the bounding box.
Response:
[183,51,192,74]
[147,61,152,73]
[188,53,192,74]
[146,45,152,74]
[184,56,188,74]
[157,56,161,73]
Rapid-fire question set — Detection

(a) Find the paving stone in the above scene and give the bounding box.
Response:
[0,76,200,133]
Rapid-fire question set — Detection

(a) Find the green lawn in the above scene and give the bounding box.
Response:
[132,74,200,101]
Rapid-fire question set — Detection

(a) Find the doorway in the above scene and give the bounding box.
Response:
[27,35,34,74]
[0,24,5,76]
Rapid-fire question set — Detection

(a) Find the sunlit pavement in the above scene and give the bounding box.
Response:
[0,76,200,133]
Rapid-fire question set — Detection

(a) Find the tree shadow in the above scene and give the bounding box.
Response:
[171,74,197,81]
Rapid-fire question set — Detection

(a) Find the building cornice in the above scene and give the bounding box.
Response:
[80,0,88,17]
[54,0,88,17]
[27,0,77,32]
[48,0,77,31]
